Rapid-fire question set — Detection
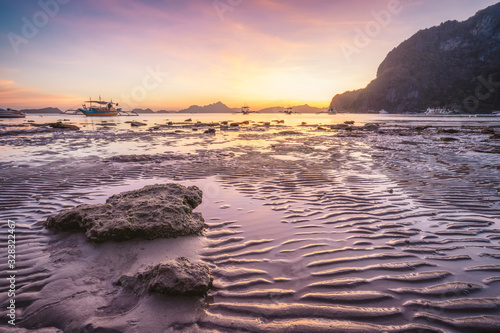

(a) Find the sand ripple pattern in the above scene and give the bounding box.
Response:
[197,134,500,332]
[1,121,500,332]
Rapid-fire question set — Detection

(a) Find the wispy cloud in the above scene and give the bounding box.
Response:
[0,0,498,109]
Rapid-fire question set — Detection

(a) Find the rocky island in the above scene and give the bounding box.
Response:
[331,3,500,113]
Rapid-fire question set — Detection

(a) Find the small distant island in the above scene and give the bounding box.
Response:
[331,3,500,114]
[21,107,63,114]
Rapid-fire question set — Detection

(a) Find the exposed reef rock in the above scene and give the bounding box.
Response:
[118,257,213,296]
[129,121,147,126]
[44,122,80,130]
[331,3,500,113]
[44,184,205,242]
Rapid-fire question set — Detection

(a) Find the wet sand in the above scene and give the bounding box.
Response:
[1,114,500,332]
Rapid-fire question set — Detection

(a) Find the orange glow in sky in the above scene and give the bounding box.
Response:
[0,0,498,110]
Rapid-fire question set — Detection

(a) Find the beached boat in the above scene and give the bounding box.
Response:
[78,98,121,117]
[0,108,26,118]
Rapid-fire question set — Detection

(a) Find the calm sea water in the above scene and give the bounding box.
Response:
[4,112,500,129]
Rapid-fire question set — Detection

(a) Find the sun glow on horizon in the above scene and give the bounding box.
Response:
[0,0,498,111]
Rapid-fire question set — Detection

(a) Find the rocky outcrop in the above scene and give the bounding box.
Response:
[117,257,213,296]
[44,184,205,243]
[331,3,500,113]
[46,122,80,130]
[129,121,147,126]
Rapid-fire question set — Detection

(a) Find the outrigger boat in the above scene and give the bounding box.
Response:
[316,107,337,115]
[78,98,120,117]
[64,97,138,116]
[0,108,26,118]
[240,106,257,115]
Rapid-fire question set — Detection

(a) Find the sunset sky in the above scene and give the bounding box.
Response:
[0,0,498,111]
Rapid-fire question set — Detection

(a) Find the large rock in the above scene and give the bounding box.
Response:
[44,184,205,243]
[117,257,213,296]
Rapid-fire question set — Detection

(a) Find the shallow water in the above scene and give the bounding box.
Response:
[1,113,500,332]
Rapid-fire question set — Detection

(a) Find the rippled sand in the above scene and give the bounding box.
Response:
[1,114,500,332]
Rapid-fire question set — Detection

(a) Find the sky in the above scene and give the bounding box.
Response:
[0,0,499,111]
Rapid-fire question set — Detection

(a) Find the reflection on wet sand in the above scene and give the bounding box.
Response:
[1,113,500,332]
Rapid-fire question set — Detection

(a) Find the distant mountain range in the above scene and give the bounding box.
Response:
[139,102,324,113]
[17,103,323,114]
[177,101,235,113]
[21,107,63,114]
[331,3,500,114]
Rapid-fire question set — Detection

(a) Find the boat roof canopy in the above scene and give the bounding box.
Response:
[84,100,115,105]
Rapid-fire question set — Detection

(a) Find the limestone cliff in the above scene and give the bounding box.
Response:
[331,3,500,113]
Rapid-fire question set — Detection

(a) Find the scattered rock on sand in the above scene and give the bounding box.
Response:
[277,130,301,135]
[415,126,431,132]
[330,124,349,130]
[45,122,80,130]
[130,121,147,126]
[439,128,460,134]
[473,146,500,154]
[117,257,213,296]
[363,123,379,131]
[481,127,496,135]
[440,137,458,142]
[204,128,216,134]
[44,184,205,243]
